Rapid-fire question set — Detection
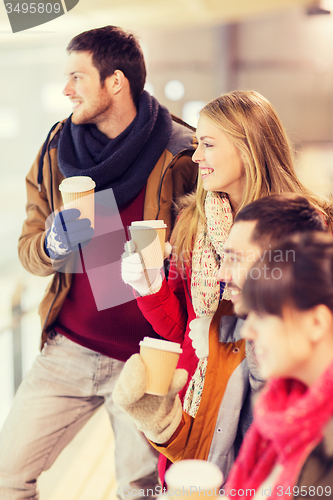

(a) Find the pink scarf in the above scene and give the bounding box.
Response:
[225,360,333,500]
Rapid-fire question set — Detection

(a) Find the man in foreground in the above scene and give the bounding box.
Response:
[0,26,197,499]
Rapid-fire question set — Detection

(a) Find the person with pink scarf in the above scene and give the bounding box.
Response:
[226,231,333,500]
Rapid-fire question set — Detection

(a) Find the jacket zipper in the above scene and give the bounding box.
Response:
[41,274,61,344]
[40,126,63,342]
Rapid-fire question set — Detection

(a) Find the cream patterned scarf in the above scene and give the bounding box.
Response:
[184,191,233,417]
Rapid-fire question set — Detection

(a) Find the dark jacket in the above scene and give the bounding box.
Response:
[294,418,333,499]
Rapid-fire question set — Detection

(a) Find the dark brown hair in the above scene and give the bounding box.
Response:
[243,232,333,317]
[67,26,146,103]
[235,193,327,249]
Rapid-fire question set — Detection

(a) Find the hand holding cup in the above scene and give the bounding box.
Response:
[59,176,96,228]
[113,352,187,444]
[121,240,163,296]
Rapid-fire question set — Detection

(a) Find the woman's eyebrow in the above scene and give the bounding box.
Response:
[195,135,215,141]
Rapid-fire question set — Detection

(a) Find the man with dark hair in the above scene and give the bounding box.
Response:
[66,26,146,103]
[0,26,197,500]
[112,193,328,485]
[221,193,327,317]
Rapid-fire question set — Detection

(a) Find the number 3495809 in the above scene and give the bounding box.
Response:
[5,3,61,14]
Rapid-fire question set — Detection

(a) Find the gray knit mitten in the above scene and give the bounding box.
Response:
[113,353,187,444]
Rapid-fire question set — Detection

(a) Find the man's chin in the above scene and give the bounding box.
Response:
[232,300,247,319]
[71,113,83,125]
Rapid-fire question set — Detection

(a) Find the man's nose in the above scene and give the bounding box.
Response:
[217,262,233,283]
[63,81,74,96]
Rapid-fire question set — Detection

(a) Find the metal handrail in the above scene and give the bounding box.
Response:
[2,281,39,392]
[0,302,38,336]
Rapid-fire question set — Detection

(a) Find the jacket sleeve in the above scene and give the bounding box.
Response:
[294,439,333,499]
[245,340,265,393]
[149,412,194,463]
[18,145,65,277]
[136,260,188,344]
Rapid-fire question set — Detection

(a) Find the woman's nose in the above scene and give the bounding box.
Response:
[240,314,258,340]
[192,144,203,163]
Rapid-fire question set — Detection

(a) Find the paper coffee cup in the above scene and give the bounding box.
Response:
[139,337,182,396]
[165,460,223,499]
[59,176,96,228]
[129,220,167,269]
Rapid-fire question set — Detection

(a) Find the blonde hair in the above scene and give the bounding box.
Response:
[171,90,332,270]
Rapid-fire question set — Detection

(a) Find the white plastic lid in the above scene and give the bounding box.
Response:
[165,460,223,490]
[59,176,96,193]
[130,220,167,229]
[139,337,182,354]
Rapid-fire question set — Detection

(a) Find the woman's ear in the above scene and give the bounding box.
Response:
[309,304,333,343]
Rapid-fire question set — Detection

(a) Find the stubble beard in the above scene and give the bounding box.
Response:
[71,88,113,126]
[232,295,248,319]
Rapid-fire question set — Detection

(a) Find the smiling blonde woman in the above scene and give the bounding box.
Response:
[121,90,333,482]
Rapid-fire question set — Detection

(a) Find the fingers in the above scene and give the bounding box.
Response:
[188,318,205,340]
[113,353,147,407]
[56,208,81,225]
[164,241,172,259]
[189,317,212,335]
[121,252,145,283]
[56,217,92,233]
[169,368,188,397]
[188,326,196,341]
[68,227,95,246]
[124,239,136,254]
[56,217,94,247]
[191,336,200,351]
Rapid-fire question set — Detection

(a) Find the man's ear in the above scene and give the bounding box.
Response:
[105,70,125,95]
[309,304,333,343]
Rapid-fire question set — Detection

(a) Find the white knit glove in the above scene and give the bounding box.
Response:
[113,353,187,444]
[188,317,213,359]
[121,240,163,296]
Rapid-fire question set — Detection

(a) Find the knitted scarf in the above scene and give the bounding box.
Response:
[183,191,233,416]
[57,91,173,207]
[225,360,333,500]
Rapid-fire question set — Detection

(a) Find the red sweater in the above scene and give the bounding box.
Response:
[54,188,160,361]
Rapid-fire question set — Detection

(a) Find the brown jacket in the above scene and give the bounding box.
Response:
[152,300,253,480]
[18,120,197,349]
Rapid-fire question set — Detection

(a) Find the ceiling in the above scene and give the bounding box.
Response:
[72,0,311,29]
[0,0,312,41]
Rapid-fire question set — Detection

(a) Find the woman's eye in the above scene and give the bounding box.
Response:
[225,255,238,263]
[203,143,213,148]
